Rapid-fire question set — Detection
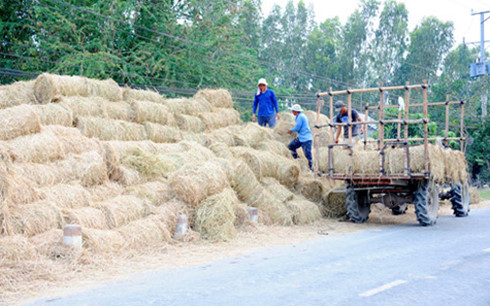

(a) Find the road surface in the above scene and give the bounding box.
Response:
[30,208,490,306]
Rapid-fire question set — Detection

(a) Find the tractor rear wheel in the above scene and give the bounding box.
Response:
[450,182,470,217]
[414,180,439,226]
[346,185,370,223]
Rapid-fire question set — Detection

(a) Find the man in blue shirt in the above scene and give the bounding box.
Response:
[252,78,280,128]
[287,104,313,171]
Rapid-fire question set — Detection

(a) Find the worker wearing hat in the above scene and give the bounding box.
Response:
[334,100,363,144]
[287,104,313,171]
[252,78,280,128]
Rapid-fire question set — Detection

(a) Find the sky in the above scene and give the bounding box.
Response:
[261,0,489,51]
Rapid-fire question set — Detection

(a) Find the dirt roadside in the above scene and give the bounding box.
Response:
[15,200,490,305]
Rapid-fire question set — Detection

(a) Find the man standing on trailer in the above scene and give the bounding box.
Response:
[334,101,363,144]
[252,78,280,128]
[287,104,313,171]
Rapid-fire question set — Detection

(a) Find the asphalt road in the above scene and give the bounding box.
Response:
[29,208,490,306]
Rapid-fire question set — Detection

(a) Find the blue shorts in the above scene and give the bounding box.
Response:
[257,114,276,128]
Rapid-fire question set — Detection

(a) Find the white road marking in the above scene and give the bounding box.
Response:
[483,248,490,253]
[359,280,407,297]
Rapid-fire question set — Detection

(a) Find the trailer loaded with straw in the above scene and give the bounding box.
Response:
[314,82,470,226]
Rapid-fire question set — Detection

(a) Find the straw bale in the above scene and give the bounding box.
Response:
[5,128,65,163]
[208,142,233,160]
[206,127,247,147]
[58,96,108,118]
[38,183,91,209]
[256,140,291,158]
[104,101,132,121]
[296,176,328,203]
[145,122,182,143]
[194,88,234,108]
[123,87,164,103]
[31,104,74,127]
[303,110,329,127]
[285,196,322,224]
[352,147,379,175]
[165,97,213,115]
[0,235,38,261]
[109,165,143,186]
[34,73,123,103]
[75,116,147,141]
[153,141,215,160]
[119,148,180,180]
[261,177,294,203]
[63,207,108,229]
[230,147,263,180]
[104,140,159,160]
[273,120,296,144]
[82,228,125,252]
[10,201,63,237]
[230,159,265,204]
[66,151,109,186]
[234,122,273,148]
[45,125,104,156]
[169,159,230,207]
[6,170,40,204]
[323,183,347,218]
[130,101,175,125]
[198,108,241,130]
[0,104,41,141]
[251,190,293,225]
[86,182,125,202]
[0,79,36,108]
[117,216,171,249]
[469,187,480,204]
[444,149,468,183]
[181,132,209,146]
[318,147,353,174]
[194,188,237,241]
[233,202,250,228]
[29,229,80,261]
[153,199,189,231]
[95,195,151,229]
[279,111,295,122]
[126,180,173,206]
[175,114,206,133]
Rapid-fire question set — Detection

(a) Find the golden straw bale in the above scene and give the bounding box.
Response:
[104,140,159,160]
[318,147,353,174]
[208,142,234,160]
[38,183,91,209]
[194,88,234,108]
[303,110,329,127]
[165,97,213,115]
[82,228,126,252]
[181,132,209,146]
[233,202,250,228]
[10,201,63,237]
[444,149,468,183]
[75,116,147,141]
[122,87,164,103]
[251,190,293,225]
[0,104,41,141]
[119,148,179,180]
[285,195,322,224]
[230,159,265,204]
[111,165,142,186]
[153,141,216,160]
[6,170,40,204]
[63,207,108,229]
[279,111,295,122]
[352,147,380,175]
[126,180,173,206]
[29,229,79,260]
[206,127,246,147]
[95,195,151,229]
[169,159,230,207]
[256,140,291,158]
[104,101,132,121]
[323,183,347,218]
[175,114,206,132]
[273,120,296,144]
[261,177,294,203]
[230,147,263,180]
[0,79,36,108]
[31,104,74,127]
[152,199,189,231]
[34,73,123,103]
[296,176,327,203]
[118,215,172,249]
[198,108,241,130]
[86,182,125,202]
[233,122,274,148]
[44,125,104,156]
[145,122,182,143]
[58,96,108,118]
[469,187,480,204]
[5,128,65,163]
[194,188,237,241]
[130,101,175,125]
[0,235,38,261]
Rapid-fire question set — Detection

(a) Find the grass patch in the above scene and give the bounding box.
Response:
[479,189,490,201]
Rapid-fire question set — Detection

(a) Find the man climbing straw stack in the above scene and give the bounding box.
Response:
[287,104,313,171]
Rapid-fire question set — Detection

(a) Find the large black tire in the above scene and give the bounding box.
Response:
[414,180,439,226]
[346,186,370,223]
[450,182,470,217]
[392,203,407,215]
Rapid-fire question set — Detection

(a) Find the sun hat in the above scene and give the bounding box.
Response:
[257,78,268,86]
[334,100,345,110]
[289,104,304,112]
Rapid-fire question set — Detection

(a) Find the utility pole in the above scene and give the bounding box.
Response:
[469,10,490,118]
